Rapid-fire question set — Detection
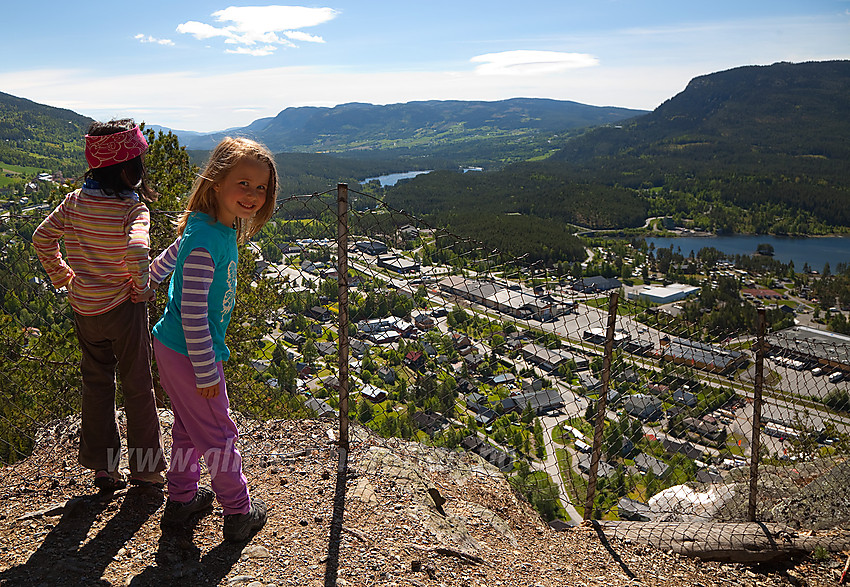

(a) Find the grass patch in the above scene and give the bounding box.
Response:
[551,423,567,444]
[582,297,611,309]
[0,162,45,176]
[555,447,586,519]
[726,434,748,456]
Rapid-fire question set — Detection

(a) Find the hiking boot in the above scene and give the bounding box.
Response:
[223,498,267,542]
[160,486,215,528]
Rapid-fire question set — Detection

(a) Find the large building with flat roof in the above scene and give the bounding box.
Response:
[377,254,419,274]
[629,283,699,305]
[767,326,850,371]
[656,336,745,374]
[438,276,567,321]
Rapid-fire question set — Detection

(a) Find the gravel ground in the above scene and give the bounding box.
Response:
[0,412,844,586]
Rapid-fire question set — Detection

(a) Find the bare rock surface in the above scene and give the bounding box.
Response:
[0,411,843,586]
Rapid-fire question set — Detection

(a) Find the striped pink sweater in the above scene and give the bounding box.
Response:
[32,188,151,316]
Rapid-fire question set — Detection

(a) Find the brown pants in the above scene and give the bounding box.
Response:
[74,299,165,476]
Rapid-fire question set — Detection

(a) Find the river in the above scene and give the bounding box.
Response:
[645,234,850,271]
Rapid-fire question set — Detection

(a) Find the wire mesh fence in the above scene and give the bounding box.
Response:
[1,183,850,584]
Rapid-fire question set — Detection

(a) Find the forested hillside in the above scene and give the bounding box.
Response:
[175,98,646,165]
[383,165,641,263]
[550,60,850,232]
[0,92,92,175]
[383,60,850,243]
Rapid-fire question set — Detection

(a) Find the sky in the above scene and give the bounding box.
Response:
[2,1,849,132]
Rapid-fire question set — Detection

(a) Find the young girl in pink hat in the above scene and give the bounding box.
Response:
[33,119,166,492]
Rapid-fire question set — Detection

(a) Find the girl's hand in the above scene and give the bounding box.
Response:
[132,287,156,303]
[197,384,220,398]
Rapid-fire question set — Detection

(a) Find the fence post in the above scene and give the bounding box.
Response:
[747,308,766,522]
[336,184,350,456]
[584,291,619,522]
[324,183,350,587]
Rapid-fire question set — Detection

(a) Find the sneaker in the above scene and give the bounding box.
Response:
[223,498,267,542]
[160,486,215,528]
[94,470,127,492]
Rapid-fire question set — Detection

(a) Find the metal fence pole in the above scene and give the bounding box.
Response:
[324,183,350,587]
[584,291,619,521]
[747,308,766,522]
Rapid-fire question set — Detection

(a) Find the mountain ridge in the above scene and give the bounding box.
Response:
[381,60,850,241]
[553,60,850,163]
[3,60,849,237]
[167,97,647,156]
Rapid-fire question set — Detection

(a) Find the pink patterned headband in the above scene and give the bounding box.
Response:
[85,126,148,169]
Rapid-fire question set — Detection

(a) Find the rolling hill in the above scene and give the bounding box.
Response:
[552,60,850,231]
[170,98,647,163]
[1,93,645,188]
[0,91,93,175]
[385,60,850,240]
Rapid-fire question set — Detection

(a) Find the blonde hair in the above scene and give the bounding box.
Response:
[177,137,278,244]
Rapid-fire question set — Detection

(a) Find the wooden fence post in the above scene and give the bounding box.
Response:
[324,183,350,587]
[584,291,619,521]
[747,308,766,522]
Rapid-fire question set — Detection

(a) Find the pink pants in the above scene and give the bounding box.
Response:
[154,338,250,515]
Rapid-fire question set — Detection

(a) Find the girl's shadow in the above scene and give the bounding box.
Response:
[0,486,164,585]
[127,516,245,585]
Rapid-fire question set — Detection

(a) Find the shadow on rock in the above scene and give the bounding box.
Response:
[127,514,244,585]
[0,486,163,585]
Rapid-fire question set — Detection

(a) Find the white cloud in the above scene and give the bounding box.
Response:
[226,45,278,56]
[4,12,846,132]
[177,5,337,55]
[471,50,599,76]
[212,6,337,31]
[176,21,228,41]
[134,33,174,46]
[284,31,325,43]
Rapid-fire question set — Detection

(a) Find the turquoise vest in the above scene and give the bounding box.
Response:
[153,212,238,362]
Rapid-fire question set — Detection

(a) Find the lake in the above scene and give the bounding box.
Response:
[645,234,850,271]
[362,167,482,187]
[353,172,850,271]
[362,170,432,187]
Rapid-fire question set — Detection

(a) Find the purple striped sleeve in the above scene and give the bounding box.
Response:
[181,247,220,388]
[150,237,181,284]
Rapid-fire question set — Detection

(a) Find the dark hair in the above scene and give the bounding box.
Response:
[84,118,156,201]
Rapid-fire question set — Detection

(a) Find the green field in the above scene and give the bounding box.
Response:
[1,162,46,176]
[0,162,47,188]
